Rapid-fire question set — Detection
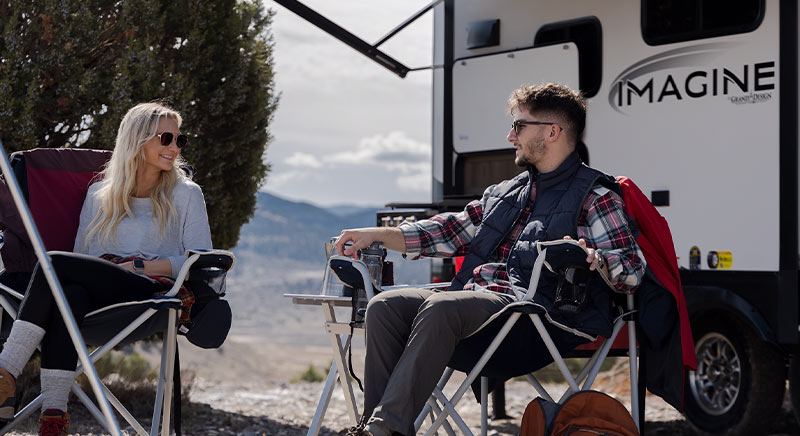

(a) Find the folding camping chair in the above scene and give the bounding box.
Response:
[328,239,642,436]
[0,147,236,436]
[412,239,640,436]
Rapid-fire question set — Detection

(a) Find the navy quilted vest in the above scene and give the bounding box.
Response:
[449,153,618,337]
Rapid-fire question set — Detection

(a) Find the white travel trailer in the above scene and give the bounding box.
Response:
[276,1,798,434]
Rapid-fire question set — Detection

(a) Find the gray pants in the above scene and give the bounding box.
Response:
[363,288,515,436]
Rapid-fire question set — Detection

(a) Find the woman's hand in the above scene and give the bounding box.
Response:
[118,261,136,273]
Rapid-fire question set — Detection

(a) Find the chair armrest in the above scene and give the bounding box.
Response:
[164,249,236,297]
[186,249,236,271]
[85,296,183,317]
[383,282,451,291]
[328,255,377,300]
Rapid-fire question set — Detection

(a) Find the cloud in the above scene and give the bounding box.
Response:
[396,172,429,192]
[265,170,304,188]
[265,131,431,203]
[285,152,322,168]
[326,131,429,169]
[263,1,434,206]
[323,131,431,193]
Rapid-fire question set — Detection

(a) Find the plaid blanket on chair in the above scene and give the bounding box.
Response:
[99,254,195,323]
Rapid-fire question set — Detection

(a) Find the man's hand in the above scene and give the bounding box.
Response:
[334,227,406,258]
[563,236,606,272]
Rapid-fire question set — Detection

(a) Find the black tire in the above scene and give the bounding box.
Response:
[684,319,785,436]
[789,357,800,426]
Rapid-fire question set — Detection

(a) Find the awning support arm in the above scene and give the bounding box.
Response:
[373,0,443,48]
[273,0,437,78]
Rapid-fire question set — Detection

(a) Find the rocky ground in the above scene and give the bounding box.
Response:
[1,264,797,435]
[2,377,687,436]
[3,358,800,435]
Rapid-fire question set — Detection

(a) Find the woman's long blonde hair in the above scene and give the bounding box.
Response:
[85,102,188,246]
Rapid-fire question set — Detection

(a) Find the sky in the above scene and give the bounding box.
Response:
[263,0,434,207]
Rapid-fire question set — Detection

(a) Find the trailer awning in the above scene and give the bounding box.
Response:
[273,0,440,78]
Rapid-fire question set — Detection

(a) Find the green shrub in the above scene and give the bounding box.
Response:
[13,349,192,421]
[0,0,279,249]
[91,351,157,382]
[291,364,324,383]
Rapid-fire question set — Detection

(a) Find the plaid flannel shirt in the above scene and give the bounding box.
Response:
[400,183,645,299]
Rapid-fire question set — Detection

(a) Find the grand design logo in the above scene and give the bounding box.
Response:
[608,42,775,114]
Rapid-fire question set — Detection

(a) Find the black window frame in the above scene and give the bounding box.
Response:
[534,16,603,98]
[641,0,766,46]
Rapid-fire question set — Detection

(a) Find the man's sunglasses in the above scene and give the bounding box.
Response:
[511,120,558,136]
[156,132,188,149]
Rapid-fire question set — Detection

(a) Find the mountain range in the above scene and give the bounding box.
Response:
[234,192,381,266]
[226,191,430,341]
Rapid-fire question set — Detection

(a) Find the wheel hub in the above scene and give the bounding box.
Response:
[689,332,741,416]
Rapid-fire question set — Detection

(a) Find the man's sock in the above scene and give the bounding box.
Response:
[0,320,45,377]
[40,369,73,413]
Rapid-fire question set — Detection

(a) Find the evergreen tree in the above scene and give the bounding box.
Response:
[0,0,278,248]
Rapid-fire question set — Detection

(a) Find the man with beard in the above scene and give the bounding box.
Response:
[336,82,645,436]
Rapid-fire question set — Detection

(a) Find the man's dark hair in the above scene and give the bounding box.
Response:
[508,83,586,146]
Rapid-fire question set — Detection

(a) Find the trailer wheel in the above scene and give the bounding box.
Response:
[789,358,800,426]
[684,320,784,435]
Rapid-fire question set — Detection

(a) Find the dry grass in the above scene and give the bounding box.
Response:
[14,349,194,428]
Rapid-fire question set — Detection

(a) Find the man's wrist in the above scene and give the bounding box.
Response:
[596,253,608,274]
[397,223,421,258]
[133,259,145,274]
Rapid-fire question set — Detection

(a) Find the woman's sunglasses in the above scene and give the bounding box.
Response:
[156,132,188,149]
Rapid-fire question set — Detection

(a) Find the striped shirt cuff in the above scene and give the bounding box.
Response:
[399,222,424,260]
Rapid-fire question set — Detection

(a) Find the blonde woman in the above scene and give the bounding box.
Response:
[0,102,211,435]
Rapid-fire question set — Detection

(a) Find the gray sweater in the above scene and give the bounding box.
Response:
[74,179,213,278]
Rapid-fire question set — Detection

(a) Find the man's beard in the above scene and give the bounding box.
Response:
[514,138,546,167]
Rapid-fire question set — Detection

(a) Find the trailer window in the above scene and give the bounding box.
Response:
[455,150,519,197]
[642,0,764,46]
[534,17,602,98]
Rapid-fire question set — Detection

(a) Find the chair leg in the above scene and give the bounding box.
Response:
[524,374,554,402]
[628,317,639,431]
[576,319,626,395]
[416,368,454,432]
[71,382,110,433]
[638,343,647,436]
[161,310,178,436]
[100,383,150,436]
[307,360,340,436]
[425,395,457,436]
[151,309,177,436]
[480,377,488,436]
[422,313,521,436]
[0,293,18,318]
[0,393,43,434]
[430,389,474,436]
[528,314,580,393]
[153,309,178,436]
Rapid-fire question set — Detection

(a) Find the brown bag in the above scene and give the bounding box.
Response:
[520,390,640,436]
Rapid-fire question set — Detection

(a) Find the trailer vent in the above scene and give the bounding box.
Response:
[651,190,670,207]
[467,19,500,49]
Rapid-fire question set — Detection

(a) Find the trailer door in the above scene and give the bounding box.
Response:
[452,44,579,154]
